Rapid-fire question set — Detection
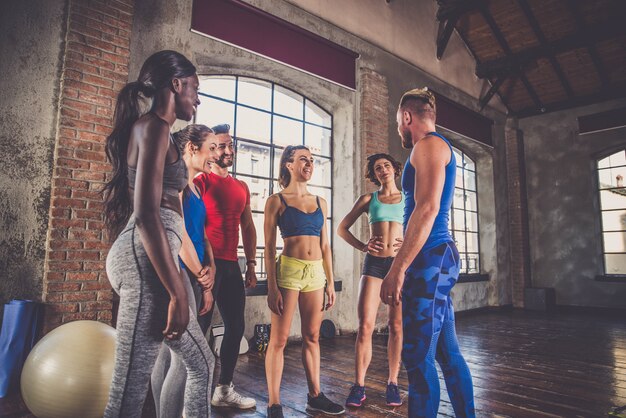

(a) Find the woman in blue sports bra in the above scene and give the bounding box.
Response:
[264,145,344,417]
[337,153,405,408]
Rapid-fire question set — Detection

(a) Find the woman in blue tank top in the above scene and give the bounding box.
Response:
[263,145,344,418]
[337,153,405,408]
[151,124,219,418]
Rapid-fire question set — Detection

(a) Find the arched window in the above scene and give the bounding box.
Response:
[195,76,333,279]
[451,147,480,274]
[597,149,626,275]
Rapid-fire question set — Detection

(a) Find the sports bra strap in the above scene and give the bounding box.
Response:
[278,193,288,207]
[316,196,320,208]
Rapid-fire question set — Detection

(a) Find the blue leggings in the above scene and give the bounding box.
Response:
[401,242,475,418]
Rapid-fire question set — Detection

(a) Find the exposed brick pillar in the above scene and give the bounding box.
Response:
[359,68,390,329]
[42,0,134,332]
[360,67,390,185]
[359,68,390,238]
[504,117,531,307]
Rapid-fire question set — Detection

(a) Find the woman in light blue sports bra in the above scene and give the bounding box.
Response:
[337,153,405,408]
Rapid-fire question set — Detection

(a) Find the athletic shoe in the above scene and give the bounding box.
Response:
[307,392,345,415]
[267,404,284,418]
[386,383,402,406]
[345,384,366,407]
[210,383,256,409]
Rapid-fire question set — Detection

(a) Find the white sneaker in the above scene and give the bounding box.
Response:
[211,383,256,409]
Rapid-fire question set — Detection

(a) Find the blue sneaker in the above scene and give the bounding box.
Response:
[386,383,402,406]
[345,384,366,407]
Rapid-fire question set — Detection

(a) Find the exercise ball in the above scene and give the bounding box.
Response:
[20,320,116,418]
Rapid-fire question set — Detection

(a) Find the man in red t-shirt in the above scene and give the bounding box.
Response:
[194,124,257,409]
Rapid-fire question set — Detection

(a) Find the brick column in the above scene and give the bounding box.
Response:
[42,0,134,332]
[358,68,390,329]
[504,117,531,307]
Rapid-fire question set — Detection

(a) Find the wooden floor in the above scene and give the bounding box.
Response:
[2,308,625,417]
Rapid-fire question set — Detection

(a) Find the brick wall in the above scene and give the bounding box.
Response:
[504,117,531,307]
[42,0,134,332]
[360,67,390,179]
[358,68,390,329]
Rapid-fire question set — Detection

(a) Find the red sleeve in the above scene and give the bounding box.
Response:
[238,179,250,205]
[194,173,209,196]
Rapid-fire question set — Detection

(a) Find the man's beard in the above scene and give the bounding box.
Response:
[400,129,413,149]
[215,153,234,168]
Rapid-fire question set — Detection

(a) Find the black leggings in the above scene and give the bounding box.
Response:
[197,259,245,385]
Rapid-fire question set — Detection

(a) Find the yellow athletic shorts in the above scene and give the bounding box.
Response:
[276,255,326,292]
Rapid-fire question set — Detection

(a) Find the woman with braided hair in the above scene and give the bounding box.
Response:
[103,50,214,417]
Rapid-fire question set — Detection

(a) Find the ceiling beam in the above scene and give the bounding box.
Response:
[436,0,486,22]
[514,83,626,118]
[476,16,625,79]
[435,0,486,59]
[480,7,543,110]
[517,0,574,98]
[436,16,458,60]
[479,77,506,110]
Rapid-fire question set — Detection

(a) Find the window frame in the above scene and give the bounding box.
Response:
[595,148,626,280]
[450,146,486,280]
[195,75,334,284]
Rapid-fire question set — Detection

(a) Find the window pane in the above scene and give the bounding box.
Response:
[273,148,284,183]
[273,116,303,147]
[274,85,303,119]
[466,253,480,274]
[609,150,626,167]
[453,188,465,210]
[467,232,479,253]
[233,174,271,212]
[603,231,626,253]
[463,155,476,171]
[305,125,332,157]
[604,253,626,274]
[452,209,465,232]
[602,210,626,231]
[459,254,467,273]
[455,171,464,188]
[454,231,466,253]
[454,149,463,168]
[199,75,235,101]
[311,156,331,187]
[598,155,611,169]
[464,168,476,191]
[236,142,271,178]
[466,211,478,233]
[598,167,626,189]
[465,191,478,212]
[309,186,332,217]
[237,77,271,110]
[236,106,270,142]
[196,97,234,129]
[252,212,266,247]
[600,189,626,210]
[305,100,331,127]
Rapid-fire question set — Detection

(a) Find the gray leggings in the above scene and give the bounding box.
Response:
[151,267,206,418]
[104,208,214,418]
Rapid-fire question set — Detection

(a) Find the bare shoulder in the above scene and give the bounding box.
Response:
[265,193,282,211]
[133,113,170,146]
[412,134,450,164]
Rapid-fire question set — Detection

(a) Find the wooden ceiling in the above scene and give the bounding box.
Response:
[436,0,626,117]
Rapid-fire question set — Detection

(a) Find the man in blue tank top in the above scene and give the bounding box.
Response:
[380,88,475,417]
